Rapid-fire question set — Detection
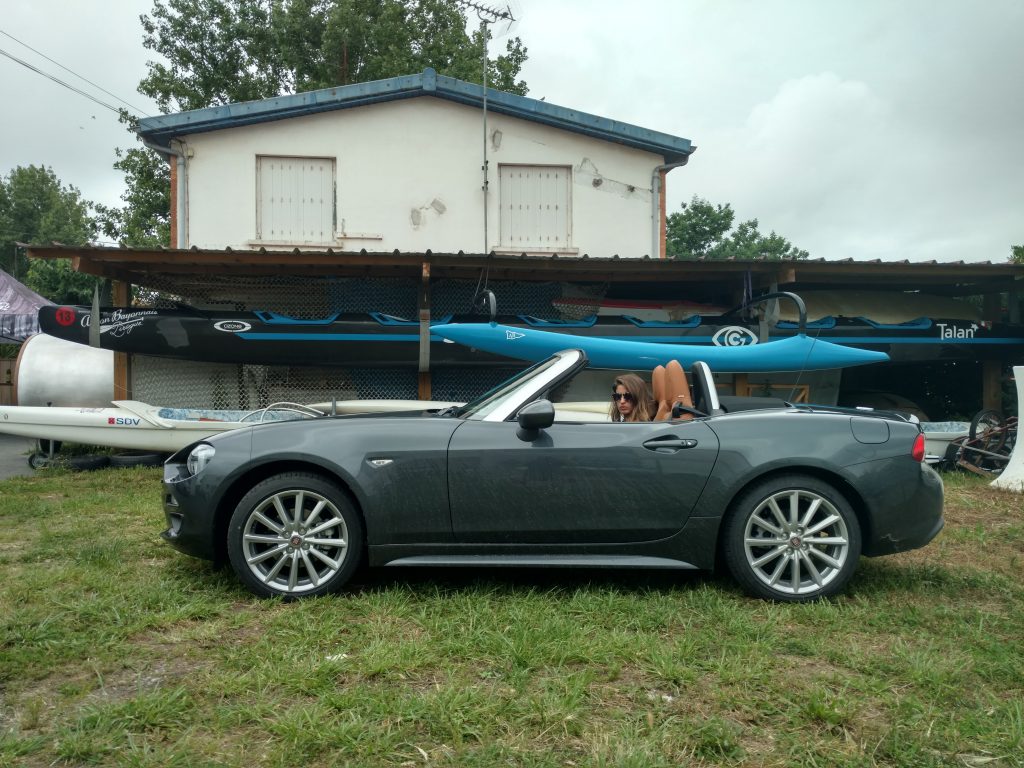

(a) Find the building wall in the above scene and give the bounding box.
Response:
[180,96,664,256]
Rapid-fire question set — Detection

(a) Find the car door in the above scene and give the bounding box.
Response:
[447,417,720,544]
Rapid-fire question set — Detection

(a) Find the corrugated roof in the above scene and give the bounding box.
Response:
[137,68,695,163]
[24,244,1024,299]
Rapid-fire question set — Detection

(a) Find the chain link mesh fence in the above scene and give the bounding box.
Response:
[129,273,584,407]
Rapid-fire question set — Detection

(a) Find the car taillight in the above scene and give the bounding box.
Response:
[911,433,926,462]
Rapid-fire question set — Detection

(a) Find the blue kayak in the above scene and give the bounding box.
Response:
[434,322,890,372]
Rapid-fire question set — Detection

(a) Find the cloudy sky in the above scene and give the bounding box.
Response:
[1,0,1021,262]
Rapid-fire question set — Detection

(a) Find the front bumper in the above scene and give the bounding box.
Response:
[161,453,220,561]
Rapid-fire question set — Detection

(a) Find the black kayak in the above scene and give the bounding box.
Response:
[38,304,1024,367]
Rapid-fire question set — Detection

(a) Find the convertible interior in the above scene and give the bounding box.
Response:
[548,359,790,423]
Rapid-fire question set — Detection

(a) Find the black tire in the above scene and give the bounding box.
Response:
[226,472,364,598]
[109,452,167,468]
[942,439,964,470]
[969,409,1006,453]
[67,454,111,471]
[27,453,50,470]
[722,474,861,602]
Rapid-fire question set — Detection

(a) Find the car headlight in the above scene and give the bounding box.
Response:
[186,444,216,476]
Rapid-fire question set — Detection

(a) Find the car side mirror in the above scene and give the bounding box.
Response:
[516,399,555,441]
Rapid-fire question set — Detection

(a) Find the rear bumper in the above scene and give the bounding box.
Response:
[862,461,945,557]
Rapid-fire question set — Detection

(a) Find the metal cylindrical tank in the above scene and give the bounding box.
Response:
[14,334,114,407]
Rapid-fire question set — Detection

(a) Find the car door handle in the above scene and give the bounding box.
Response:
[642,437,698,452]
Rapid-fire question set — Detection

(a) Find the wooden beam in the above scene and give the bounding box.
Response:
[733,373,748,396]
[112,280,130,305]
[983,293,1000,323]
[983,360,1002,411]
[418,371,431,400]
[112,280,132,401]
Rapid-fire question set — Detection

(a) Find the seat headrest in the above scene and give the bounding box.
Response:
[652,365,667,405]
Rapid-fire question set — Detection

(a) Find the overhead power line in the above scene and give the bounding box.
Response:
[0,45,125,116]
[0,27,151,117]
[0,27,149,115]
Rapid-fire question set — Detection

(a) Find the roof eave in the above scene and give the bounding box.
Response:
[137,68,694,162]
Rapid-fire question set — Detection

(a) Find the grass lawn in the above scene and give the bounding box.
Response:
[0,468,1021,767]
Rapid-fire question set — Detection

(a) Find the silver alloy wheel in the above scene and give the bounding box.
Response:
[241,489,349,595]
[743,488,850,597]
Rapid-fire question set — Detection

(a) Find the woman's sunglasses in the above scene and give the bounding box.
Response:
[611,392,634,402]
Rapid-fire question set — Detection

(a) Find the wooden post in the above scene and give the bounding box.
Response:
[983,359,1002,412]
[982,292,1000,323]
[733,373,748,396]
[113,280,132,400]
[982,291,1004,412]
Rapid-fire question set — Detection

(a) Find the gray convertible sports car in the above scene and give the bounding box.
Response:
[162,349,944,602]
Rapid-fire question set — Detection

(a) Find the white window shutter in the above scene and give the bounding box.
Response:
[256,156,336,244]
[499,165,571,249]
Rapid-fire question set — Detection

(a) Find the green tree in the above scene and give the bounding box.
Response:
[139,0,527,111]
[0,165,99,303]
[714,219,810,261]
[1011,245,1024,264]
[666,196,734,258]
[95,136,171,248]
[666,196,809,260]
[106,0,529,246]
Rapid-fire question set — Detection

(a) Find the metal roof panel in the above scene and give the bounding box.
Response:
[138,68,694,162]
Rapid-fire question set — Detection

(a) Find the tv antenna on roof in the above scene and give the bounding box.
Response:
[456,1,519,254]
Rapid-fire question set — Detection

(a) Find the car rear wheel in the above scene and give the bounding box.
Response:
[723,475,861,602]
[227,472,363,598]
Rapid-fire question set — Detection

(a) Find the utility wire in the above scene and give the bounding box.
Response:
[0,45,126,117]
[0,28,150,116]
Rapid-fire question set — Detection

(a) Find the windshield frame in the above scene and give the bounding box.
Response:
[457,349,587,422]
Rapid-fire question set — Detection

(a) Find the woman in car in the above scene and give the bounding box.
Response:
[610,374,655,422]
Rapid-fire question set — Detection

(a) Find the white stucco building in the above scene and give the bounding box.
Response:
[137,69,695,258]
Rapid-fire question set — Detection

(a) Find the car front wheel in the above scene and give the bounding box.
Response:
[227,472,363,598]
[723,475,861,602]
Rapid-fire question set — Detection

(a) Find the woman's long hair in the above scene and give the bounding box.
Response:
[609,373,655,422]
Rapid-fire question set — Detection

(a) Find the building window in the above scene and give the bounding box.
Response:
[498,164,572,250]
[256,156,336,244]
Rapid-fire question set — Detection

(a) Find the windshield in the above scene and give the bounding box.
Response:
[451,356,564,419]
[448,350,586,421]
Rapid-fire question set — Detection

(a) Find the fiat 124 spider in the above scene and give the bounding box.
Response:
[161,349,943,602]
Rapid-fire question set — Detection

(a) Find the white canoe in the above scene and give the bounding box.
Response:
[0,401,326,453]
[0,399,469,453]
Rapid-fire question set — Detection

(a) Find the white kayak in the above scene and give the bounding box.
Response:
[0,399,460,453]
[0,401,326,453]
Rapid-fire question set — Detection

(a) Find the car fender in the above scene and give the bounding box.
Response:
[246,415,461,542]
[690,409,917,520]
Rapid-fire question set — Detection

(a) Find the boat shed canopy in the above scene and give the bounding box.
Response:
[136,68,695,164]
[24,244,1024,308]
